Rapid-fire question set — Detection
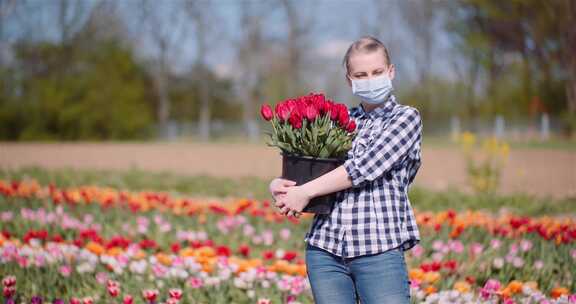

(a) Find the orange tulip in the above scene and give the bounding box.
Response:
[551,287,569,299]
[424,286,437,295]
[85,242,105,255]
[453,281,471,293]
[507,280,523,294]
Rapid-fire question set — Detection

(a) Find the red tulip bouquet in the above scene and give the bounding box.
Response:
[260,92,356,159]
[260,92,357,214]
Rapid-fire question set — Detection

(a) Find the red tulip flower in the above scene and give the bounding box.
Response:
[262,92,356,159]
[289,112,302,129]
[238,244,250,257]
[282,251,298,262]
[216,245,231,257]
[108,285,120,297]
[305,104,319,122]
[262,250,275,260]
[338,105,350,126]
[123,295,134,304]
[142,289,159,303]
[107,280,120,289]
[275,103,291,122]
[260,104,273,121]
[3,286,15,298]
[346,120,357,133]
[82,297,94,304]
[2,276,15,287]
[70,298,81,304]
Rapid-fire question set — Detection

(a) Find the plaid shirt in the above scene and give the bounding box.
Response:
[304,94,422,258]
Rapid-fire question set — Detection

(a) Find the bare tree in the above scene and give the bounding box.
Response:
[0,0,17,64]
[136,0,188,139]
[398,0,438,86]
[55,0,88,43]
[80,1,127,44]
[280,0,316,95]
[185,0,213,141]
[0,0,17,33]
[235,2,270,142]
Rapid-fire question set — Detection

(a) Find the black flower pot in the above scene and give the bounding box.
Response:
[281,152,345,214]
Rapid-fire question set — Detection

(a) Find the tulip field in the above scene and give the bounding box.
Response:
[0,170,575,304]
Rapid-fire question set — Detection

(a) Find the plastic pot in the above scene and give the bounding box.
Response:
[281,152,345,214]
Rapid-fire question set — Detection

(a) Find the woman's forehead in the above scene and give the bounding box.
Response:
[349,50,388,73]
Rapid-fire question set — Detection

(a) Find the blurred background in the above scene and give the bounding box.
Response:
[0,0,574,198]
[1,0,574,141]
[0,1,575,302]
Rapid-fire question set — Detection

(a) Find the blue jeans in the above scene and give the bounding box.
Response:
[305,243,411,304]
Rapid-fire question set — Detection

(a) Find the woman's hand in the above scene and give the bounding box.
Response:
[269,177,297,201]
[275,185,312,218]
[269,178,302,217]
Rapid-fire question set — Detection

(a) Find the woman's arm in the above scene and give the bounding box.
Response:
[275,165,353,216]
[300,165,353,199]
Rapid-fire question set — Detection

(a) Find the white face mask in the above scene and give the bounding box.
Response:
[350,74,394,104]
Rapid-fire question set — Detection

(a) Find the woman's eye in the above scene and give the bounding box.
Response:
[373,71,383,75]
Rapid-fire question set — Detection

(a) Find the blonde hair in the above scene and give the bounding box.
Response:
[342,36,392,75]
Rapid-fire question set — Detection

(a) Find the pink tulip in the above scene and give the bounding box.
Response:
[189,277,203,289]
[490,239,502,249]
[168,288,182,300]
[70,298,81,304]
[448,240,464,253]
[520,239,533,252]
[470,242,484,256]
[166,299,179,304]
[411,244,424,258]
[534,260,544,270]
[82,297,94,304]
[484,279,501,290]
[59,265,71,277]
[142,289,158,303]
[279,228,291,240]
[95,272,108,285]
[2,276,16,287]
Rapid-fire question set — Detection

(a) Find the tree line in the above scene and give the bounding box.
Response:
[0,0,573,141]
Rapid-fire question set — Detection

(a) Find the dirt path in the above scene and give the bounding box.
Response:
[0,142,574,199]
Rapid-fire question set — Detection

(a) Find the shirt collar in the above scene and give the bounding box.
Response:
[356,94,397,119]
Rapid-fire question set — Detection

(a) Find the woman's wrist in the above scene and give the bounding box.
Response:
[300,183,317,200]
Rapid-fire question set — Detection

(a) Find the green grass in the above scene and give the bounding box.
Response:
[1,166,574,216]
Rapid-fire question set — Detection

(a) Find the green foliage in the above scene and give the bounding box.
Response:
[171,64,243,122]
[445,0,575,131]
[1,40,154,140]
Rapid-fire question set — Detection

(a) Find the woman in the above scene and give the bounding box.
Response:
[269,36,422,304]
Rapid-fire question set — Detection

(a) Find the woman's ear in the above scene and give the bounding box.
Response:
[389,64,396,81]
[345,74,352,87]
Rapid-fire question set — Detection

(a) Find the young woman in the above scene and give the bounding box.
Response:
[269,36,422,304]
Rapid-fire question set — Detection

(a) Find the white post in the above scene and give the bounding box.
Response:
[494,115,505,139]
[540,113,550,141]
[450,115,461,142]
